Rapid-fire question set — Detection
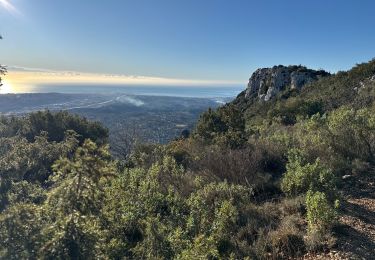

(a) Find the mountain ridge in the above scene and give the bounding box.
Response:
[245,65,330,101]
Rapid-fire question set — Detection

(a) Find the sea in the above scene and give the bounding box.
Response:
[3,84,244,98]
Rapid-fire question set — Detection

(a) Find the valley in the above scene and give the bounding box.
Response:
[0,93,230,143]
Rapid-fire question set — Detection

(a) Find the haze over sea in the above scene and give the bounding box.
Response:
[0,84,244,98]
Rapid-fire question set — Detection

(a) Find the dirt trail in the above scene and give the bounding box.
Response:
[335,172,375,259]
[302,171,375,260]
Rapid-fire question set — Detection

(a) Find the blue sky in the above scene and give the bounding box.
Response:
[1,0,375,84]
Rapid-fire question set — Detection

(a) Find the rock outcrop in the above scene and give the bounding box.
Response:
[245,65,330,101]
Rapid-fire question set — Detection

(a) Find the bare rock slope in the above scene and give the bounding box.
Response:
[245,65,330,101]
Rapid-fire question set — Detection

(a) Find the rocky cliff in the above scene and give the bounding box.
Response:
[245,65,330,101]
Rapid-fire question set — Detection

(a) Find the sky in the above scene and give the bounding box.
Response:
[1,0,375,87]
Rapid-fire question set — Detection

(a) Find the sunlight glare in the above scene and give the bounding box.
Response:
[0,80,14,94]
[0,0,20,15]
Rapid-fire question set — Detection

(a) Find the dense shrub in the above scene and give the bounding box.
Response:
[327,107,375,164]
[268,216,306,258]
[0,132,78,210]
[39,140,116,259]
[268,97,324,125]
[281,149,337,198]
[305,190,338,233]
[193,146,271,189]
[194,105,246,148]
[0,203,43,260]
[0,111,108,144]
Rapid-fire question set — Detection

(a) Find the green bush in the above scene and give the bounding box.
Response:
[177,235,219,259]
[194,105,246,148]
[268,97,324,125]
[327,107,375,164]
[0,203,43,260]
[281,149,337,197]
[306,190,338,233]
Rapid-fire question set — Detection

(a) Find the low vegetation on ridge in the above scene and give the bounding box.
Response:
[1,59,375,259]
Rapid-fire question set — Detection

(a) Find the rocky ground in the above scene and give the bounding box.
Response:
[335,170,375,259]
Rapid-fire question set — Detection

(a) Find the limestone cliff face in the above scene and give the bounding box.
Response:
[245,65,330,101]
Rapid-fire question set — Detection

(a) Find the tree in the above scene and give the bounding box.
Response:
[26,111,109,143]
[0,203,43,259]
[0,65,6,87]
[110,126,142,163]
[39,140,117,259]
[0,35,6,87]
[194,105,246,148]
[0,132,78,211]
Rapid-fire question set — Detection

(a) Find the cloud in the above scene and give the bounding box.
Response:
[7,66,54,73]
[116,96,145,106]
[7,66,242,87]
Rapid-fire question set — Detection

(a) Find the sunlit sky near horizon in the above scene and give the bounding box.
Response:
[1,0,375,88]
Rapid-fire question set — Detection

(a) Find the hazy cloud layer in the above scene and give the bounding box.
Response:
[6,66,242,87]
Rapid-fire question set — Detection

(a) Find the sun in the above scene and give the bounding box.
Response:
[0,80,14,94]
[0,0,20,15]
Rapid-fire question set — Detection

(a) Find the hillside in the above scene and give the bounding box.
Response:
[0,59,375,259]
[233,59,375,127]
[193,58,375,258]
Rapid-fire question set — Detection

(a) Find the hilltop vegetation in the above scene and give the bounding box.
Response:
[1,59,375,259]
